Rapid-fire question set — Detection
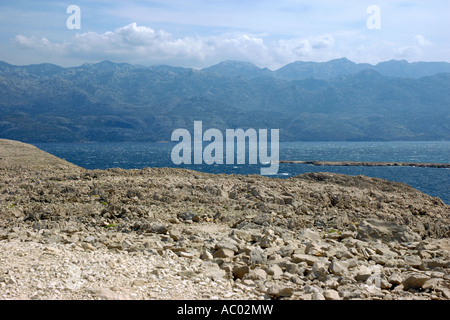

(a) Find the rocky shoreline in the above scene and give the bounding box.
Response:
[0,139,449,300]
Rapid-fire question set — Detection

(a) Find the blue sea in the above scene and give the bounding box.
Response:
[33,141,450,204]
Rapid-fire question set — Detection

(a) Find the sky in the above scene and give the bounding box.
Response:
[0,0,449,70]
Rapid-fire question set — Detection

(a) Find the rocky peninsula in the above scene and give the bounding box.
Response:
[0,139,449,300]
[279,160,450,169]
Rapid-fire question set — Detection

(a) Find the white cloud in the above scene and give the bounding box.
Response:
[13,21,442,69]
[13,23,338,69]
[269,35,335,66]
[414,35,432,47]
[14,35,64,53]
[389,36,434,61]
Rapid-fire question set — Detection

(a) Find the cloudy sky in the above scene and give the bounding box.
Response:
[0,0,449,69]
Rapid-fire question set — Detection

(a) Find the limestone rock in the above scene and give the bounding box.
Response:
[169,230,182,241]
[260,231,277,249]
[213,248,234,259]
[246,268,267,281]
[324,289,341,300]
[278,287,294,297]
[388,273,403,285]
[403,255,422,268]
[357,219,421,243]
[203,262,227,280]
[307,261,329,280]
[200,249,214,261]
[131,279,146,287]
[329,261,348,276]
[402,273,430,290]
[291,254,321,266]
[233,265,250,280]
[298,229,321,242]
[150,222,169,234]
[215,237,239,252]
[354,265,372,282]
[230,229,252,242]
[249,248,267,265]
[266,264,283,278]
[86,287,129,300]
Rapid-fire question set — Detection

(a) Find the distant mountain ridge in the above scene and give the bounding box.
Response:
[2,58,450,80]
[0,59,449,143]
[202,58,450,80]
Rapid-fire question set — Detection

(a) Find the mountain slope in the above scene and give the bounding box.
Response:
[202,60,272,78]
[0,60,449,142]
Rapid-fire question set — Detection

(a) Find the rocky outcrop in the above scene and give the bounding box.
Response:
[0,139,449,300]
[356,219,422,243]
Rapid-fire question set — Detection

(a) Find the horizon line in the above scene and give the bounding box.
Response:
[2,57,450,72]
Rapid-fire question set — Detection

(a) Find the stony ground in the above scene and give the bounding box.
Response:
[0,139,449,300]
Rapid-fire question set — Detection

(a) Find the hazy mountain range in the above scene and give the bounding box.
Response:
[0,58,449,142]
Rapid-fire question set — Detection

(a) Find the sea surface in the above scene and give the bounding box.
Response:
[33,141,450,204]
